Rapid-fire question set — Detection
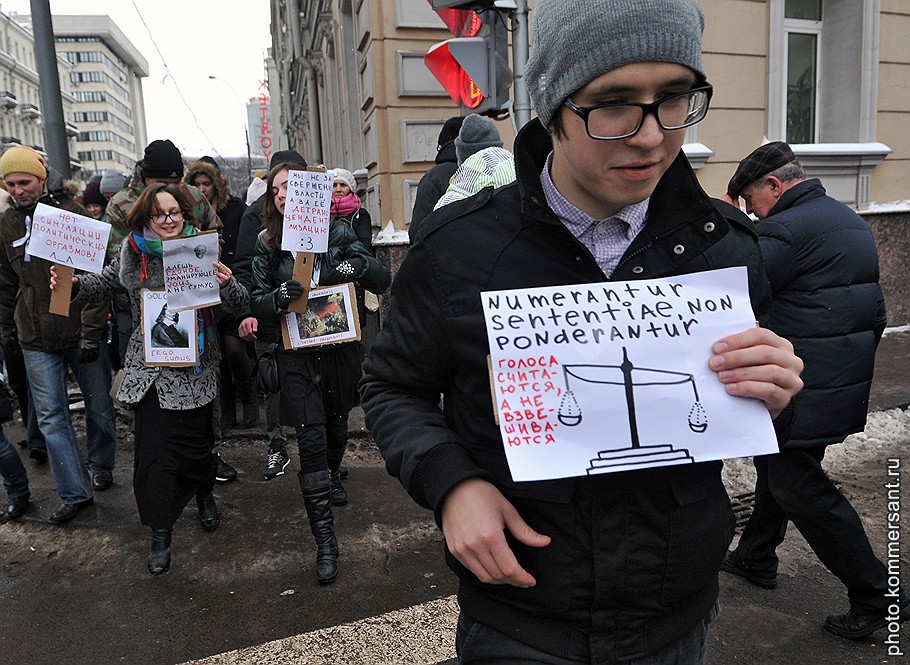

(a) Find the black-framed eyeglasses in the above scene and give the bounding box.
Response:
[150,210,185,224]
[563,85,713,141]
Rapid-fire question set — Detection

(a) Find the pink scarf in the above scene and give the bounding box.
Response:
[331,192,361,218]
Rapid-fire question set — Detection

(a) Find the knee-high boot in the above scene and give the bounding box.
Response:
[299,470,338,585]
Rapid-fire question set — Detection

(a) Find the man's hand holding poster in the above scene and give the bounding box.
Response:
[481,267,778,482]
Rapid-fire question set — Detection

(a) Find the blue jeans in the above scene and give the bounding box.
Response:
[0,426,28,500]
[456,601,719,664]
[22,347,117,503]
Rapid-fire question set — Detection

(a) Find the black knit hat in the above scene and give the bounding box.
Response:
[142,139,184,179]
[438,116,464,150]
[727,142,797,198]
[270,149,307,170]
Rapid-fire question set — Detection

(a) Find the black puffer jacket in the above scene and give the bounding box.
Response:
[361,120,775,662]
[757,179,886,448]
[409,140,458,240]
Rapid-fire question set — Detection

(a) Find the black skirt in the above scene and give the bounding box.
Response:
[133,390,215,529]
[276,342,362,428]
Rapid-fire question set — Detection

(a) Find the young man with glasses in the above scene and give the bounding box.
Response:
[361,0,804,662]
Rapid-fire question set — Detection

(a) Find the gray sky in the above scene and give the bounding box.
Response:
[1,0,272,159]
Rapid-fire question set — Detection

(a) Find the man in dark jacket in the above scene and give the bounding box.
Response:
[0,146,118,522]
[360,1,804,662]
[408,116,463,241]
[722,142,906,639]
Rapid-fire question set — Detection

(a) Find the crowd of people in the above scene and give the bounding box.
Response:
[1,138,388,583]
[0,0,906,660]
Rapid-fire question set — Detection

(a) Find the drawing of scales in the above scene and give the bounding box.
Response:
[557,346,708,473]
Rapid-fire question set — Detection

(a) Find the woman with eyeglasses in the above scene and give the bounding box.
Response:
[250,162,389,585]
[51,182,248,576]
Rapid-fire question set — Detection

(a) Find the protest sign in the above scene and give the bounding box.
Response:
[281,169,332,254]
[281,283,360,349]
[26,203,111,315]
[140,289,197,367]
[161,231,220,311]
[481,267,778,482]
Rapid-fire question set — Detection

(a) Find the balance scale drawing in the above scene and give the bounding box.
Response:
[557,347,708,474]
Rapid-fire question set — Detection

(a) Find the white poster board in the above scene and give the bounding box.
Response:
[481,267,778,482]
[26,202,111,273]
[282,283,360,348]
[141,289,198,367]
[280,169,332,253]
[161,231,220,311]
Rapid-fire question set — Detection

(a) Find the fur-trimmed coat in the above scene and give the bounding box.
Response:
[183,161,247,267]
[74,236,249,409]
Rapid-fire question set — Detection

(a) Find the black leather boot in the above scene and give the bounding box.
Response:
[196,490,220,532]
[329,469,348,507]
[147,528,172,575]
[299,470,339,585]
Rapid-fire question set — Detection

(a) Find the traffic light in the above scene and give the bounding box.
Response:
[424,4,513,117]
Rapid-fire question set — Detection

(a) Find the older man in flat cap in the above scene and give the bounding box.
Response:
[723,142,905,639]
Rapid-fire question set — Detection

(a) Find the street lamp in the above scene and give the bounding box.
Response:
[208,75,253,184]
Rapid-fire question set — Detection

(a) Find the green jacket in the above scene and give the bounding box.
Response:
[0,191,109,351]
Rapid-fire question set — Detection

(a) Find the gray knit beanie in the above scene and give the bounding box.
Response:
[100,169,126,196]
[526,0,706,128]
[454,114,504,164]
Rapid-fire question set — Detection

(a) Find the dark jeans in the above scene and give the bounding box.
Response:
[733,447,890,614]
[456,601,718,664]
[0,426,28,500]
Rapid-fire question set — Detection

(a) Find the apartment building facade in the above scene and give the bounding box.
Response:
[271,0,909,236]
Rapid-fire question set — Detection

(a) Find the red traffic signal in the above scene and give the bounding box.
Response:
[435,8,482,37]
[424,7,512,115]
[425,38,487,109]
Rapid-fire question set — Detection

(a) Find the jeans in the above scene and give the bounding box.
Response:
[22,347,117,504]
[456,601,718,664]
[0,426,28,500]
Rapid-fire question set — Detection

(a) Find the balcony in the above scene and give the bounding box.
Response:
[0,135,21,149]
[0,91,16,111]
[65,122,79,138]
[19,103,41,120]
[30,144,47,157]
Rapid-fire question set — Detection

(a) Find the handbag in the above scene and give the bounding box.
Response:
[257,343,281,394]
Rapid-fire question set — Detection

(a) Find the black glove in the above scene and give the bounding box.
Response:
[78,338,100,364]
[325,257,366,283]
[276,280,305,309]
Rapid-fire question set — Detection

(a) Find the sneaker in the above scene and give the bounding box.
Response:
[215,454,238,483]
[264,449,290,480]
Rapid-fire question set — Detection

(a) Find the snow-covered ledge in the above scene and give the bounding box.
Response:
[790,142,892,209]
[682,142,714,170]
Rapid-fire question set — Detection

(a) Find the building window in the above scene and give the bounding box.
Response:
[784,0,821,143]
[769,0,879,144]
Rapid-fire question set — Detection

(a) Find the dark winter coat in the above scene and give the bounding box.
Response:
[409,140,458,240]
[0,190,108,351]
[183,160,247,267]
[757,178,886,448]
[361,119,776,663]
[230,196,280,342]
[249,220,390,349]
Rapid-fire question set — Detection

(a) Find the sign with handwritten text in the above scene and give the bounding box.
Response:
[281,169,332,253]
[26,202,110,273]
[481,267,778,482]
[161,231,220,311]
